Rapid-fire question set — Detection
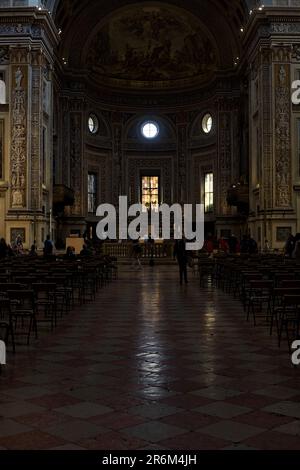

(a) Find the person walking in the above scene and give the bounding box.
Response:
[174,238,188,285]
[148,234,155,266]
[131,239,142,270]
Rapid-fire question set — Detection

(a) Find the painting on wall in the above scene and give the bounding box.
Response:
[276,227,292,242]
[10,228,26,245]
[86,5,218,88]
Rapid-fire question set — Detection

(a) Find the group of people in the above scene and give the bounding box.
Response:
[204,234,259,255]
[0,235,53,260]
[0,232,98,261]
[129,237,190,284]
[0,238,15,259]
[0,234,32,258]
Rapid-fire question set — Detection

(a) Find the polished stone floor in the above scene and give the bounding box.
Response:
[0,266,299,450]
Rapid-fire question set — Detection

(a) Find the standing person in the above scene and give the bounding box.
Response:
[15,234,23,255]
[285,233,295,258]
[204,234,214,255]
[174,238,188,285]
[0,238,7,259]
[148,234,155,266]
[43,234,53,258]
[240,235,249,254]
[263,239,271,253]
[218,236,229,253]
[131,239,142,270]
[228,234,238,254]
[248,236,258,254]
[293,239,300,263]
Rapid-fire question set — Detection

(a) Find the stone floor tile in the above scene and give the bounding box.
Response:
[198,420,265,443]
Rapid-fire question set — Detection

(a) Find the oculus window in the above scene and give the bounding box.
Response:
[88,114,99,134]
[141,121,159,139]
[202,114,213,134]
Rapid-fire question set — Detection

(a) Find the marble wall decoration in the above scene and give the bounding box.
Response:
[69,111,83,215]
[274,63,291,208]
[10,64,27,209]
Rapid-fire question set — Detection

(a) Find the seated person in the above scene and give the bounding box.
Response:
[7,244,15,257]
[29,244,38,257]
[80,244,92,257]
[65,246,76,259]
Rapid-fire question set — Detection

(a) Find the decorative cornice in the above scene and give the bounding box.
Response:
[0,8,59,57]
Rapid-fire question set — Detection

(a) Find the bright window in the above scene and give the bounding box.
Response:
[204,172,214,213]
[88,114,98,134]
[88,173,97,213]
[141,121,159,139]
[141,176,159,211]
[202,114,213,134]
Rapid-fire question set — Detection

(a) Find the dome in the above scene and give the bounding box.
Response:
[53,0,251,92]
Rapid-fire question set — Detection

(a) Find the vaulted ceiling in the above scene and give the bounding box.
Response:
[47,0,254,26]
[49,0,254,91]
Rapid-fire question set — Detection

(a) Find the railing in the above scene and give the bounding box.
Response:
[103,242,174,259]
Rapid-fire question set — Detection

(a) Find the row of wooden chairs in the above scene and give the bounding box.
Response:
[212,255,300,353]
[0,255,118,356]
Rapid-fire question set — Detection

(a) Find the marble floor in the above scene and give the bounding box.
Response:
[0,266,299,450]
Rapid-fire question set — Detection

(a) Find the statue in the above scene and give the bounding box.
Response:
[12,189,23,207]
[279,66,286,85]
[15,67,23,90]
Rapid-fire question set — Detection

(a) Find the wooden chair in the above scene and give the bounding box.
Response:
[278,295,300,352]
[32,283,57,330]
[0,299,15,353]
[246,280,273,325]
[269,288,300,336]
[7,290,37,346]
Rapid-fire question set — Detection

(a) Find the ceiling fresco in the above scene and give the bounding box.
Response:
[85,5,218,89]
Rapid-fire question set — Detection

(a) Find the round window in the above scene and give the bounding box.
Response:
[88,114,99,134]
[141,121,159,139]
[202,114,213,134]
